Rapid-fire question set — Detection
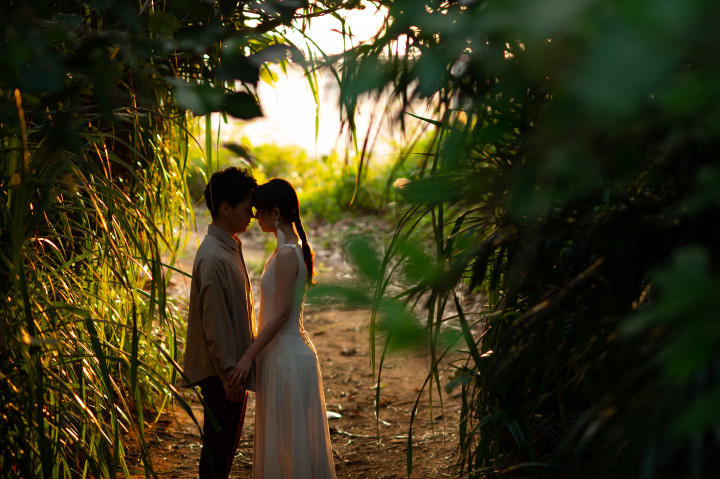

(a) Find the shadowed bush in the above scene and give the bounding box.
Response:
[334,0,720,477]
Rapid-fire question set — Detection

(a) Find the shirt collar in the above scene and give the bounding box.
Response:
[208,224,242,251]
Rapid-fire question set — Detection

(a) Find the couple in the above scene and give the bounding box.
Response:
[180,167,336,479]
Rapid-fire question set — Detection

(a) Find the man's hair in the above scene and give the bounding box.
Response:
[204,167,257,219]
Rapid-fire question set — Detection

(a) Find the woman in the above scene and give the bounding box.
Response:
[228,178,336,479]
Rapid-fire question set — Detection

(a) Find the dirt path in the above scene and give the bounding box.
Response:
[125,217,463,478]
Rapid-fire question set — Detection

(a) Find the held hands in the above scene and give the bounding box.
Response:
[225,353,252,402]
[224,383,245,403]
[227,354,253,389]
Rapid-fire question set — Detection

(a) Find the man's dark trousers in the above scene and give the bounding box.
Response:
[198,375,248,479]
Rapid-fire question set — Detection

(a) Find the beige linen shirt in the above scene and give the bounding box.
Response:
[181,224,256,391]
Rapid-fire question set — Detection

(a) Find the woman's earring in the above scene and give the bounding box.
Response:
[275,219,286,245]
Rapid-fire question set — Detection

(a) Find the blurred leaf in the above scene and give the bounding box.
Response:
[223,92,262,120]
[686,165,720,212]
[174,81,224,115]
[251,44,292,65]
[674,387,720,436]
[569,24,677,122]
[399,176,463,206]
[149,11,179,38]
[377,299,425,350]
[412,48,448,98]
[166,0,215,18]
[624,247,714,331]
[624,247,719,380]
[111,2,141,33]
[307,283,372,309]
[345,234,381,280]
[219,49,260,85]
[341,54,392,99]
[481,0,595,40]
[17,50,66,95]
[223,143,257,166]
[175,19,227,54]
[394,238,440,285]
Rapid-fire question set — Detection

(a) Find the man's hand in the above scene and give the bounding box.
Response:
[224,383,245,403]
[227,354,252,388]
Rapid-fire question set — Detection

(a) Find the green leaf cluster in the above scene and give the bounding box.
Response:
[338,0,720,477]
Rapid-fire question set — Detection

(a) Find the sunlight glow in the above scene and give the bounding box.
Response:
[216,6,426,162]
[287,6,387,55]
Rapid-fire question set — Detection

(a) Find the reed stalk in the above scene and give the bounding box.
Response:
[0,0,356,475]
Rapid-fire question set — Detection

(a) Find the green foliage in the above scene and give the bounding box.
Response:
[338,0,720,477]
[0,0,362,476]
[186,139,393,222]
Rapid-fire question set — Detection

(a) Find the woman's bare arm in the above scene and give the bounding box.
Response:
[227,247,299,387]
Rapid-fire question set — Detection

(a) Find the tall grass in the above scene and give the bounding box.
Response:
[1,92,192,476]
[0,0,363,476]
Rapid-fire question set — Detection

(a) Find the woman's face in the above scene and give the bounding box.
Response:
[254,208,276,234]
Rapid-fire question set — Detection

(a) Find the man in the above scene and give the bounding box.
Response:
[181,166,257,479]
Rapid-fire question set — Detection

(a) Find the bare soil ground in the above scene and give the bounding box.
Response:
[123,216,464,478]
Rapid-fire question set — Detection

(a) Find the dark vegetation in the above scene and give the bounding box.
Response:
[335,0,720,477]
[0,0,356,476]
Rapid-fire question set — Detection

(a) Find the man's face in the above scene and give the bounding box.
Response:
[228,196,253,234]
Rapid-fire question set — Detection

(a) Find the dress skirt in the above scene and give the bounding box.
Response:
[253,331,336,479]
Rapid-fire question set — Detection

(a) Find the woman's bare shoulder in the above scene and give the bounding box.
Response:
[274,246,299,276]
[276,245,299,261]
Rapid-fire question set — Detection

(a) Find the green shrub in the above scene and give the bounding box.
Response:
[185,134,396,222]
[338,0,720,477]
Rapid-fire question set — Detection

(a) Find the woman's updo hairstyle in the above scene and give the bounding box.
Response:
[252,178,315,282]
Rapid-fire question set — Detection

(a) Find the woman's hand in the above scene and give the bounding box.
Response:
[228,354,253,388]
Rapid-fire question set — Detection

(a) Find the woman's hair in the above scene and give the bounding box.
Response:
[252,178,315,281]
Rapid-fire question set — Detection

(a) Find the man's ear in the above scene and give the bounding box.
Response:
[219,201,230,217]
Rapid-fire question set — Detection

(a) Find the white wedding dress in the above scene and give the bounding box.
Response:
[253,241,336,479]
